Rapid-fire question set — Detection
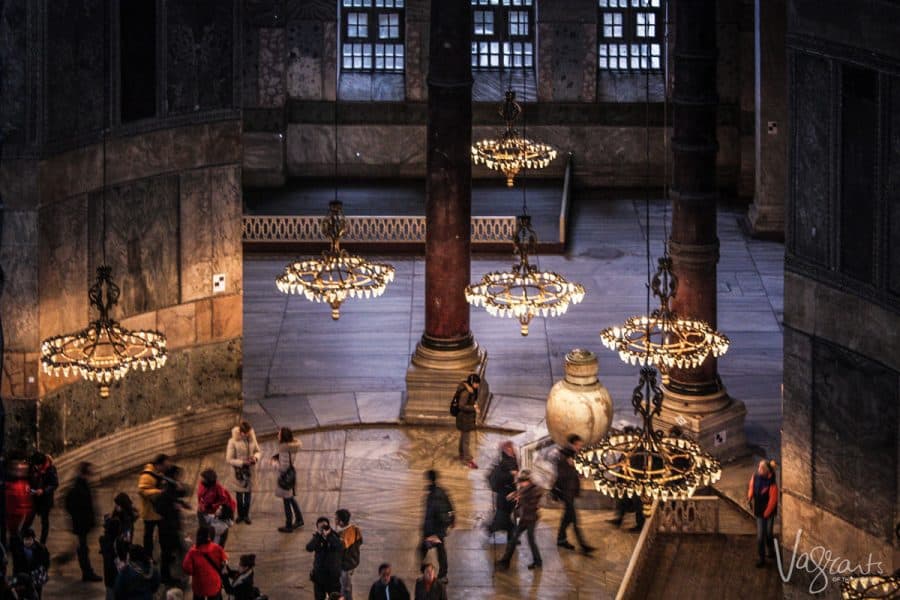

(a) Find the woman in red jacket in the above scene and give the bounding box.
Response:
[747,459,779,567]
[183,525,228,600]
[5,459,33,540]
[197,470,236,517]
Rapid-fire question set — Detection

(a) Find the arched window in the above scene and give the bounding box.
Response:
[341,0,405,73]
[598,0,663,71]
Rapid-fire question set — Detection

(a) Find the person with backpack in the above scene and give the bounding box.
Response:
[451,374,480,469]
[226,421,261,525]
[335,509,363,600]
[64,461,103,582]
[553,434,595,554]
[137,454,170,557]
[272,427,303,533]
[182,526,227,600]
[114,544,160,600]
[419,470,453,584]
[486,441,519,541]
[24,453,57,546]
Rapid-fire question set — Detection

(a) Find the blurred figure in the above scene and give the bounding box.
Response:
[486,441,518,540]
[226,421,261,524]
[156,465,190,586]
[114,544,160,600]
[99,517,129,599]
[5,457,32,542]
[495,469,543,571]
[368,563,409,600]
[137,454,170,557]
[452,374,480,469]
[413,563,446,600]
[64,461,102,582]
[24,453,57,546]
[554,434,595,554]
[418,471,453,584]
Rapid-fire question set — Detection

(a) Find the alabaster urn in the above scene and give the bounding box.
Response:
[546,349,614,446]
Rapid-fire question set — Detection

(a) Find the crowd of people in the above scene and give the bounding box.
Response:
[0,398,779,599]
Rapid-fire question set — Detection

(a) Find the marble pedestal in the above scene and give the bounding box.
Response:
[403,341,490,425]
[658,386,749,462]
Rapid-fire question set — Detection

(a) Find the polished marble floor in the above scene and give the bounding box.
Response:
[42,427,637,599]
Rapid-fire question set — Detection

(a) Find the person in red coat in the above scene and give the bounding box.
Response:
[182,525,228,600]
[747,459,779,567]
[5,459,33,540]
[197,470,236,517]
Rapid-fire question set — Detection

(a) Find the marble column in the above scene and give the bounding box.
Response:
[404,0,487,424]
[745,0,787,239]
[660,0,746,459]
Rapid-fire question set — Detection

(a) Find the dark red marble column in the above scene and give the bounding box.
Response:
[421,0,474,351]
[667,0,726,405]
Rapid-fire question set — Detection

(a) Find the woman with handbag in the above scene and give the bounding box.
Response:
[272,427,303,533]
[225,421,261,525]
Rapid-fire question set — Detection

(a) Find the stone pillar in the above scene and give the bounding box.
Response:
[659,0,746,460]
[745,0,786,238]
[404,0,487,424]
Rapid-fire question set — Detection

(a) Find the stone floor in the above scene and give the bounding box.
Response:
[42,427,636,599]
[244,194,784,460]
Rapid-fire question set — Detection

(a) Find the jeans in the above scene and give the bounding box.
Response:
[557,498,587,546]
[340,568,355,600]
[458,429,472,461]
[757,515,775,561]
[76,532,96,576]
[142,519,159,557]
[419,536,448,579]
[24,509,50,545]
[236,492,252,520]
[283,497,303,527]
[500,521,541,566]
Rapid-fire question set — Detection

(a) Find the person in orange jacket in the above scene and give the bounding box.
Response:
[747,459,778,567]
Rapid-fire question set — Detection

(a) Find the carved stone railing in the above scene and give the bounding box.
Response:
[657,496,721,534]
[243,215,517,243]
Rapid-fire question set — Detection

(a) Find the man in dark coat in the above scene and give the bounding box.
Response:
[419,470,453,583]
[306,516,343,600]
[64,461,102,582]
[25,453,57,546]
[368,563,410,600]
[495,469,543,571]
[554,434,595,554]
[453,374,480,468]
[487,441,518,540]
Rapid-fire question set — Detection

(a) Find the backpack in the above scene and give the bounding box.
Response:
[449,386,462,417]
[277,452,296,491]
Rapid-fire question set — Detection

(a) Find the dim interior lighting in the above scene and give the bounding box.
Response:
[472,89,557,187]
[41,266,168,398]
[575,366,721,503]
[465,214,584,336]
[275,201,395,319]
[841,573,900,599]
[600,255,730,372]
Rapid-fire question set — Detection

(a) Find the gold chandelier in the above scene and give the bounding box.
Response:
[275,201,395,320]
[472,90,557,187]
[575,366,721,502]
[841,573,900,599]
[41,266,168,398]
[465,214,585,336]
[600,255,729,371]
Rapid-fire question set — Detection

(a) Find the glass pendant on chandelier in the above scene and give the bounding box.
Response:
[275,201,395,320]
[471,88,557,187]
[40,134,167,398]
[574,364,721,502]
[841,571,900,600]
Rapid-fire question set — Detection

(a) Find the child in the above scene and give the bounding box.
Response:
[206,504,235,548]
[223,554,264,600]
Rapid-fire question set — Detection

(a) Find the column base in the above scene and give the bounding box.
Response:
[403,340,490,425]
[658,385,749,462]
[743,203,785,241]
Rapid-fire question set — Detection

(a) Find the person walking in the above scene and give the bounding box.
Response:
[226,421,261,524]
[554,434,595,554]
[272,427,303,533]
[335,509,363,600]
[114,544,160,600]
[24,453,57,546]
[452,374,480,469]
[368,563,409,600]
[487,441,518,540]
[495,469,543,571]
[748,459,779,567]
[182,526,227,600]
[137,454,170,556]
[64,461,103,582]
[305,517,343,600]
[156,465,190,586]
[419,470,453,584]
[413,563,447,600]
[11,528,50,599]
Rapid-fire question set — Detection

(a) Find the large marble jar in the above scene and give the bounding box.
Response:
[546,349,613,446]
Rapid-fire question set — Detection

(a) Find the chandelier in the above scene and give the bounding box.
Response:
[465,214,584,336]
[41,266,168,398]
[600,255,730,371]
[841,572,900,599]
[471,89,557,187]
[275,201,395,320]
[575,366,721,502]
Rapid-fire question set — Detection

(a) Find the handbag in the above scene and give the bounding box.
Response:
[233,464,251,488]
[199,550,226,585]
[277,452,296,491]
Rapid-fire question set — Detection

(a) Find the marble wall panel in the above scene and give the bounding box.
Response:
[323,21,337,101]
[286,124,425,174]
[179,166,243,303]
[0,160,39,210]
[286,20,324,99]
[243,25,261,108]
[888,76,900,297]
[716,0,741,104]
[538,0,596,22]
[0,0,27,144]
[780,327,813,500]
[537,23,596,103]
[88,176,180,319]
[596,73,665,103]
[45,0,104,143]
[812,339,898,544]
[243,132,285,186]
[285,123,335,170]
[1,210,39,350]
[405,20,428,102]
[38,194,88,341]
[166,0,235,114]
[259,28,287,107]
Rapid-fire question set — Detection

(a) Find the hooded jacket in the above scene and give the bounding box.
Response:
[226,426,262,491]
[136,464,163,521]
[454,382,478,432]
[113,557,161,600]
